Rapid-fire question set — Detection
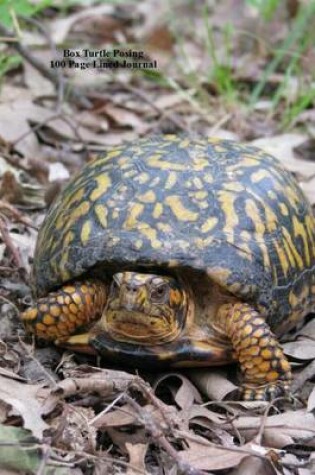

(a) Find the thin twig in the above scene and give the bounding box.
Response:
[0,215,23,268]
[0,22,91,109]
[0,199,38,230]
[19,15,65,110]
[123,394,208,475]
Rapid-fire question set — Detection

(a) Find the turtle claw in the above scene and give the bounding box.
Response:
[240,380,292,401]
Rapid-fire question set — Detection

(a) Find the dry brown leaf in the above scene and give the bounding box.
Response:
[23,61,55,98]
[187,404,228,426]
[282,340,315,360]
[104,104,149,134]
[7,230,36,272]
[231,409,315,441]
[145,25,174,52]
[180,434,266,471]
[50,406,96,452]
[296,319,315,340]
[300,178,315,205]
[307,387,315,412]
[76,111,108,132]
[188,368,238,401]
[125,442,148,475]
[0,91,128,156]
[0,400,10,424]
[0,102,42,158]
[262,431,293,449]
[154,373,202,410]
[230,455,277,475]
[250,134,315,177]
[50,4,116,43]
[154,93,185,109]
[92,403,139,428]
[0,375,50,439]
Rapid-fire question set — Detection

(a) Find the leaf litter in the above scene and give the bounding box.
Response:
[0,0,314,474]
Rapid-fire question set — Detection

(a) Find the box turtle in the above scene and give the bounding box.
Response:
[22,136,315,400]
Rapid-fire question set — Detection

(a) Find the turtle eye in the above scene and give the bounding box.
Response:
[150,284,169,303]
[111,278,120,294]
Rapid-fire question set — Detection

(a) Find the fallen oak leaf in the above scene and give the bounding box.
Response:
[222,409,315,442]
[154,372,202,411]
[177,432,268,471]
[125,442,148,475]
[0,375,50,439]
[250,134,315,177]
[307,387,315,412]
[188,367,238,401]
[282,340,315,360]
[230,455,278,475]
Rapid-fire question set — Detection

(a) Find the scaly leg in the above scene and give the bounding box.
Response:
[217,303,292,400]
[21,280,107,352]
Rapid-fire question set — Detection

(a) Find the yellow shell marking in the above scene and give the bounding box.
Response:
[63,201,90,231]
[134,239,143,249]
[203,173,214,184]
[157,222,172,232]
[267,190,277,200]
[165,195,198,222]
[123,203,144,229]
[138,190,156,203]
[165,172,177,189]
[61,188,85,215]
[94,204,108,228]
[137,173,150,184]
[148,155,187,171]
[208,137,222,145]
[292,215,310,266]
[245,200,265,235]
[251,169,270,183]
[264,206,278,232]
[194,191,208,200]
[282,226,304,269]
[81,220,92,245]
[201,217,218,233]
[63,231,75,249]
[90,175,111,201]
[179,138,190,148]
[224,183,244,193]
[273,241,289,277]
[153,203,163,219]
[279,203,289,216]
[140,227,161,249]
[90,149,121,167]
[305,215,315,254]
[219,191,239,235]
[193,177,203,189]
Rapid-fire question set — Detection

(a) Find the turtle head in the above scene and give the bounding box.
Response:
[103,271,189,344]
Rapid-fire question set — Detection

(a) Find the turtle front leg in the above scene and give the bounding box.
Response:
[21,280,107,353]
[217,303,292,401]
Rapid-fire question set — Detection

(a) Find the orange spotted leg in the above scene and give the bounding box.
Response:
[21,280,107,352]
[217,303,292,401]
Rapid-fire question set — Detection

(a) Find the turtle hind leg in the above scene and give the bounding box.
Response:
[217,302,292,401]
[21,280,107,349]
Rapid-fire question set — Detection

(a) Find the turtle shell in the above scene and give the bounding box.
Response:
[34,136,315,332]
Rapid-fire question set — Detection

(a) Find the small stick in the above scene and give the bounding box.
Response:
[0,215,23,268]
[123,394,208,475]
[0,199,38,230]
[0,23,91,109]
